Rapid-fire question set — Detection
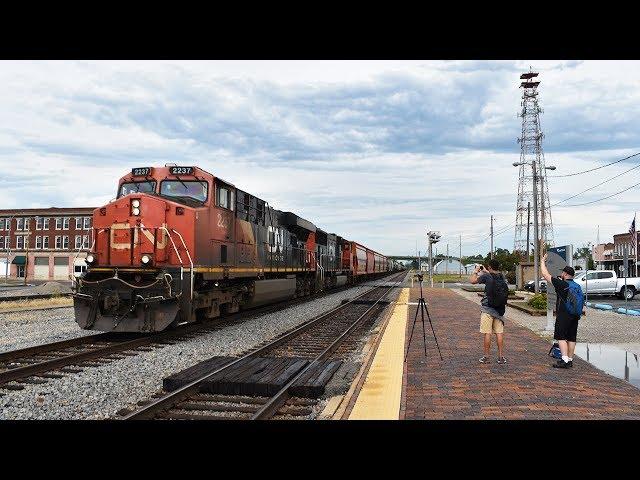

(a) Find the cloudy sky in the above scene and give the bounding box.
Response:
[1,60,639,257]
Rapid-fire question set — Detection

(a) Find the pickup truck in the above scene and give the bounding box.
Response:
[573,270,640,300]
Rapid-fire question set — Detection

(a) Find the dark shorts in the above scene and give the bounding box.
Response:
[554,315,579,342]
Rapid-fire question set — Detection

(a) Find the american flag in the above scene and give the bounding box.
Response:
[630,215,636,234]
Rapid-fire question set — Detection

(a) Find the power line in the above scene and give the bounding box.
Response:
[551,163,640,206]
[558,180,640,207]
[549,152,640,178]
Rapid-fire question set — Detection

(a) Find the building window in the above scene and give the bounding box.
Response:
[5,219,10,231]
[0,237,3,249]
[36,218,43,230]
[63,235,69,249]
[76,217,82,229]
[43,218,50,230]
[55,236,62,249]
[75,235,82,249]
[25,218,30,231]
[16,236,24,249]
[83,235,89,248]
[84,217,91,229]
[56,218,62,230]
[63,218,69,230]
[16,218,24,231]
[36,236,42,249]
[43,236,49,249]
[3,236,8,250]
[0,218,4,230]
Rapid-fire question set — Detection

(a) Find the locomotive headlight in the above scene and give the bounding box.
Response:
[141,254,151,264]
[86,254,95,264]
[132,199,140,208]
[132,207,140,216]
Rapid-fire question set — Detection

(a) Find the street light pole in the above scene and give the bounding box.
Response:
[532,161,540,294]
[513,161,555,295]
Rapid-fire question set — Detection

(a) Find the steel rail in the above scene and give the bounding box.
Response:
[0,333,111,363]
[0,334,166,386]
[123,272,404,420]
[251,278,401,420]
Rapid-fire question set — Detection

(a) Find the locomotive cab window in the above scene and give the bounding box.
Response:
[215,182,234,211]
[160,180,208,205]
[118,181,157,198]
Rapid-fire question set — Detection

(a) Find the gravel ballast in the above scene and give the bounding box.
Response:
[0,307,95,353]
[0,280,390,420]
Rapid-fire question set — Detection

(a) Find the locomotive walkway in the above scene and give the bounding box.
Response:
[339,280,640,420]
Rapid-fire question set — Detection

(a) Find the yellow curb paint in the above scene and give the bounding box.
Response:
[348,287,409,420]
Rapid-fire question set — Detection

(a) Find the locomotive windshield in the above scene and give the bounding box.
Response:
[160,180,208,204]
[118,181,157,197]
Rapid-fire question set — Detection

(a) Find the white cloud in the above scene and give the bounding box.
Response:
[1,60,640,257]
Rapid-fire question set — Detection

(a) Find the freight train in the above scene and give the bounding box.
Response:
[73,165,401,332]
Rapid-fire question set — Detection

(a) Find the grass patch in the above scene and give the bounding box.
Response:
[431,274,467,283]
[0,297,73,312]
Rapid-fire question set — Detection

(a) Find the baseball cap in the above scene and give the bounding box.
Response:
[562,266,575,276]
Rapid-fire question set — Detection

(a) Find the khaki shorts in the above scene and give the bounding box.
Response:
[480,312,504,334]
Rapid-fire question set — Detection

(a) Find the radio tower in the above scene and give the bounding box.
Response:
[514,68,554,257]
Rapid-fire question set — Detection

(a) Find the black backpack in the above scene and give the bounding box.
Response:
[486,273,509,308]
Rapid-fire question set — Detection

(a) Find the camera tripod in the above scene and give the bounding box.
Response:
[405,274,443,361]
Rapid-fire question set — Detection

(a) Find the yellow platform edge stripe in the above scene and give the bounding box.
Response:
[348,287,409,420]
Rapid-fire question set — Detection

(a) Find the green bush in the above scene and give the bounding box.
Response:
[527,293,547,310]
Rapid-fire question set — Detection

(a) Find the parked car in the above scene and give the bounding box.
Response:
[524,279,547,293]
[574,270,640,300]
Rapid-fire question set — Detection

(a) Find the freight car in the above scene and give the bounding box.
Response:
[73,165,394,332]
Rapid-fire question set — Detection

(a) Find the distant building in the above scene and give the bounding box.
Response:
[433,258,464,274]
[464,263,482,274]
[592,242,615,270]
[0,207,95,282]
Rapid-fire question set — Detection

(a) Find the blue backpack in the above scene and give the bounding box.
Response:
[565,280,584,317]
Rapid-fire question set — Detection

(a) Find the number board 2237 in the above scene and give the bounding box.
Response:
[170,166,194,175]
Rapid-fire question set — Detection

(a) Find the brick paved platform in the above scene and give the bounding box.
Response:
[401,287,640,419]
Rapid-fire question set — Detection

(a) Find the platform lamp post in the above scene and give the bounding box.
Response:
[427,231,441,288]
[513,161,556,294]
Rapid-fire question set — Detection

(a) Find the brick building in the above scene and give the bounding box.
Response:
[613,232,640,276]
[0,207,96,282]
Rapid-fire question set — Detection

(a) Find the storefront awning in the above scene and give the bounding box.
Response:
[11,256,26,265]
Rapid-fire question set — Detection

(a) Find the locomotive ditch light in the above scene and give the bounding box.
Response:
[141,254,152,265]
[132,207,140,216]
[132,199,140,208]
[176,207,184,215]
[86,254,95,264]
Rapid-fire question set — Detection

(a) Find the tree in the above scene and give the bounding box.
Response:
[573,243,595,270]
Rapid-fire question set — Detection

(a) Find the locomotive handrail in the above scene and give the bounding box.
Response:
[170,228,194,301]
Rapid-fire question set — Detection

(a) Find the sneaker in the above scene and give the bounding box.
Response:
[479,356,489,364]
[497,356,507,364]
[567,360,573,368]
[552,359,571,369]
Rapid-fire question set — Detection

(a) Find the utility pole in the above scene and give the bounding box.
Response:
[526,202,531,261]
[446,243,449,274]
[418,250,421,272]
[490,215,494,259]
[532,161,540,293]
[459,234,462,279]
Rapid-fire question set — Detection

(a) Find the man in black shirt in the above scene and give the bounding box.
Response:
[540,253,581,369]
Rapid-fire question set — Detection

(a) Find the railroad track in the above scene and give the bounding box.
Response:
[122,271,406,420]
[0,293,72,303]
[0,275,400,393]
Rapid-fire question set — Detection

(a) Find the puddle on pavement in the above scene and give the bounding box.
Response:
[574,343,640,389]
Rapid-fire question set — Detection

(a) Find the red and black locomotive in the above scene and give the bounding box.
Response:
[73,165,397,332]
